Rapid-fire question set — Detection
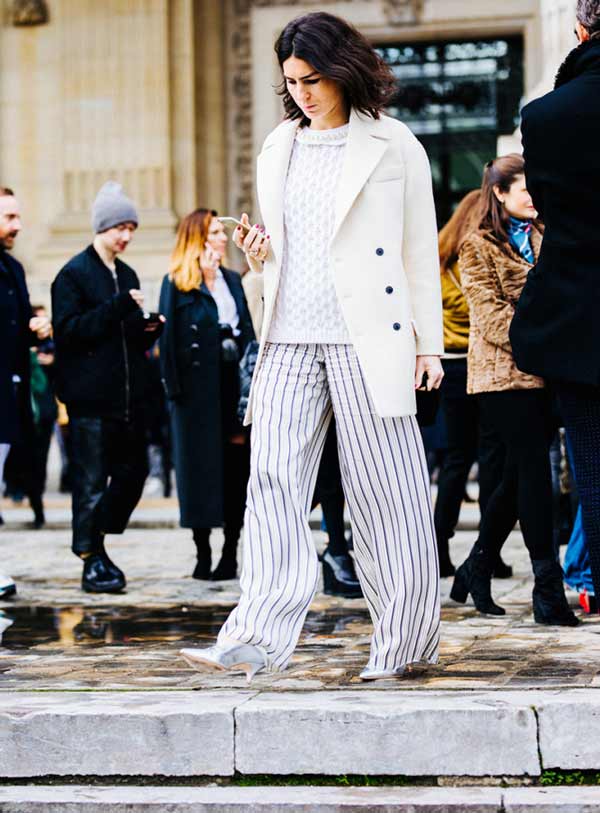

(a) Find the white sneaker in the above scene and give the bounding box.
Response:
[0,574,16,599]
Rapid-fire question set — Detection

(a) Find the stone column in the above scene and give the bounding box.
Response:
[37,0,177,283]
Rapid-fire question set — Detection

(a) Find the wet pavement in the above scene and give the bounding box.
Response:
[1,495,600,692]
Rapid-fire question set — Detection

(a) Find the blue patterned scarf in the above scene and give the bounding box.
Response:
[507,217,534,263]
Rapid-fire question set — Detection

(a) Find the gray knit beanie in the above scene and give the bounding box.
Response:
[91,181,139,233]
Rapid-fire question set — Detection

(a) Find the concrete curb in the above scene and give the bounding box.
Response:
[1,689,600,779]
[1,785,600,812]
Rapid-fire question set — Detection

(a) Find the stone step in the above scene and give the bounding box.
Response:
[1,689,599,779]
[1,785,600,812]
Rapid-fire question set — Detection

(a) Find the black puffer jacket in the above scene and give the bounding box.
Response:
[52,245,161,419]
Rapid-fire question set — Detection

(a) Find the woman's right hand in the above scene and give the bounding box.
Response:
[233,213,271,263]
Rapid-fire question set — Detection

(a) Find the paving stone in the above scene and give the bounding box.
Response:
[235,691,540,776]
[0,691,252,777]
[504,786,600,811]
[0,785,504,812]
[537,690,600,769]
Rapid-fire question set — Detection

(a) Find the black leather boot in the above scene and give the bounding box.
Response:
[211,533,238,581]
[492,555,513,579]
[82,553,126,593]
[437,539,455,577]
[450,545,505,615]
[30,492,45,529]
[95,535,125,583]
[322,550,363,598]
[192,529,212,580]
[532,559,579,626]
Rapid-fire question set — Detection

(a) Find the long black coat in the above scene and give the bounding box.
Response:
[52,245,162,419]
[159,268,255,528]
[0,251,33,444]
[510,40,600,386]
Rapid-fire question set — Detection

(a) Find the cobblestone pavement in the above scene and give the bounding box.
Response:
[1,494,599,693]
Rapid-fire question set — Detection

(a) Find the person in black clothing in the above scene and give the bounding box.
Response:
[312,420,362,599]
[510,1,600,605]
[0,186,52,597]
[52,181,164,594]
[159,210,255,581]
[5,304,57,529]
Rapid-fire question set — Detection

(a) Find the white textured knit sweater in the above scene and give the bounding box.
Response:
[268,123,351,344]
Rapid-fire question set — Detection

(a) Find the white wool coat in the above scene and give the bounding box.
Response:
[245,107,443,423]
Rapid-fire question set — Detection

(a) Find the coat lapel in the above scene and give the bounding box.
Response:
[332,109,391,240]
[257,120,298,268]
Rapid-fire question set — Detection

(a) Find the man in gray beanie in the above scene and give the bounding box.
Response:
[91,180,139,235]
[51,181,164,593]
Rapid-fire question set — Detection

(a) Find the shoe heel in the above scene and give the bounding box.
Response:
[240,661,266,683]
[450,569,468,604]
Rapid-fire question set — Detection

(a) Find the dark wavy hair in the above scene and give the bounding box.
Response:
[274,12,396,125]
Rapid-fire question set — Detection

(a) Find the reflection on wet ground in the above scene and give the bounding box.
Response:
[2,601,600,691]
[0,605,368,649]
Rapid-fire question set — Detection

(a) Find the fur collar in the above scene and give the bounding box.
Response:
[555,38,600,89]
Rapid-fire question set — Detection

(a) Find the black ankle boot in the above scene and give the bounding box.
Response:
[82,553,126,594]
[211,534,238,581]
[437,540,455,577]
[192,529,212,580]
[492,555,513,579]
[30,493,45,529]
[450,546,505,615]
[322,551,363,598]
[96,537,125,582]
[532,559,579,626]
[210,556,238,581]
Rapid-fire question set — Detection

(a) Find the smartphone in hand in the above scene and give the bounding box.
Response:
[217,216,251,233]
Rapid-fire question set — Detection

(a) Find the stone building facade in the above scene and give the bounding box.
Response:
[0,0,577,301]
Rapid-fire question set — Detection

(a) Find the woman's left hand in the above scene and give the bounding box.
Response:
[415,356,444,391]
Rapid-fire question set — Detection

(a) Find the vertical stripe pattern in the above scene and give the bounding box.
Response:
[218,343,440,671]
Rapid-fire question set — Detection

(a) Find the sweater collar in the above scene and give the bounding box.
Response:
[554,38,600,89]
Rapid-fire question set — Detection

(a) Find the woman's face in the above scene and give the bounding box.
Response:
[282,56,346,126]
[206,217,228,261]
[495,174,537,221]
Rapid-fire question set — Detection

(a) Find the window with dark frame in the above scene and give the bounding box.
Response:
[376,36,525,226]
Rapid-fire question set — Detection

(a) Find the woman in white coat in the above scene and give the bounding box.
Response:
[181,11,444,681]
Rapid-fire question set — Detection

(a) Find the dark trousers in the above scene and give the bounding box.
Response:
[313,420,347,557]
[32,419,54,497]
[194,441,250,545]
[434,358,504,547]
[556,383,600,597]
[476,389,555,562]
[70,416,148,555]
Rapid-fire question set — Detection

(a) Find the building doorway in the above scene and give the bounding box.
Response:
[377,36,524,226]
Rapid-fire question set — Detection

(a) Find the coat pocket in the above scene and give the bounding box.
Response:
[368,164,405,183]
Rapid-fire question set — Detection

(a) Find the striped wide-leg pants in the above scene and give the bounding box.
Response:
[217,343,440,672]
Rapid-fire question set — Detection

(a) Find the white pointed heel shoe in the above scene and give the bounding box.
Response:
[180,642,269,683]
[359,665,406,681]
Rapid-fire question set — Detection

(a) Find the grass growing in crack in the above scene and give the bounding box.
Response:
[232,775,421,787]
[541,770,600,786]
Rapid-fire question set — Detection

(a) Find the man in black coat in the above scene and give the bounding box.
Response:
[52,182,163,593]
[0,186,51,597]
[510,1,600,601]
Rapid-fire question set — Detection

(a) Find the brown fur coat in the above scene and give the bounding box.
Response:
[459,226,545,395]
